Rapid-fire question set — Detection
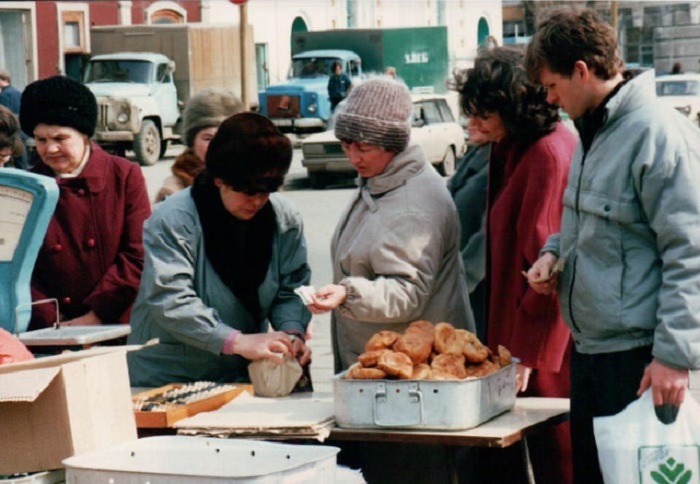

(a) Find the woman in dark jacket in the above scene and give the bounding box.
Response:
[454,46,577,483]
[20,76,151,329]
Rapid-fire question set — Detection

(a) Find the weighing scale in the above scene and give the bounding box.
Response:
[0,168,130,349]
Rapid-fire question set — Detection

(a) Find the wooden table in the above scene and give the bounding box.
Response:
[328,397,570,484]
[149,393,570,483]
[329,397,569,448]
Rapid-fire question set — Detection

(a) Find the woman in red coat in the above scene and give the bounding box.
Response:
[453,47,577,483]
[20,76,151,329]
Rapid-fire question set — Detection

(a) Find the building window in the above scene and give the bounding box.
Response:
[62,11,86,53]
[625,27,655,67]
[146,1,187,25]
[151,9,183,24]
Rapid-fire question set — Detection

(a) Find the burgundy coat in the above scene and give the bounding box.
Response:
[486,123,576,372]
[29,144,151,329]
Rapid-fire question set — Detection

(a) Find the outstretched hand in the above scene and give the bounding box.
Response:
[307,284,347,314]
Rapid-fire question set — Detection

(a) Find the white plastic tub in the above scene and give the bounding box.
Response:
[62,436,339,483]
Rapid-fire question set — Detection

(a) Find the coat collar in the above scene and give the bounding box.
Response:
[360,143,427,196]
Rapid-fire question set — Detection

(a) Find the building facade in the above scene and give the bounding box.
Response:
[503,1,700,74]
[0,0,501,93]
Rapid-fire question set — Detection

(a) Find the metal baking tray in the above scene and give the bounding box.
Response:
[333,361,517,430]
[17,325,131,346]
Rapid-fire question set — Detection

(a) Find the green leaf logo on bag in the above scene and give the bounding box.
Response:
[639,446,700,484]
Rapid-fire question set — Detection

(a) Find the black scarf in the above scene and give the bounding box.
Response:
[576,72,632,153]
[191,174,275,332]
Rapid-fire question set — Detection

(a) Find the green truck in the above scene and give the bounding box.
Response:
[258,26,449,134]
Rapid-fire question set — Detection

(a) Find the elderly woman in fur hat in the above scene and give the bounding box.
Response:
[127,112,312,387]
[20,75,151,330]
[155,87,244,203]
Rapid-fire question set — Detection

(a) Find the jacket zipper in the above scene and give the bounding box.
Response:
[568,151,587,333]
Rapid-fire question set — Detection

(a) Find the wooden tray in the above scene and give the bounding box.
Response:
[133,383,253,428]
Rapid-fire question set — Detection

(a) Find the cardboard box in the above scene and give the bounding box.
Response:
[0,347,137,475]
[132,383,253,428]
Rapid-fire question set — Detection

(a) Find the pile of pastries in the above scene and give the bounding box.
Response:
[346,321,512,380]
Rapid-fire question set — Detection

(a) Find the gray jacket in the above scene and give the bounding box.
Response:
[127,189,312,386]
[543,70,700,371]
[331,143,475,371]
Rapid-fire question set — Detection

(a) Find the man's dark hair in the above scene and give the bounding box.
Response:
[525,8,623,82]
[453,46,559,147]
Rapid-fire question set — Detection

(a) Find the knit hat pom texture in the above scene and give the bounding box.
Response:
[334,77,413,152]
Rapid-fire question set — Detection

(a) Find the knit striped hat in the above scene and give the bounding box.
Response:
[334,77,412,152]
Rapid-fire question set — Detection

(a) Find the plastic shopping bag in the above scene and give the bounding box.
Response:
[593,389,700,484]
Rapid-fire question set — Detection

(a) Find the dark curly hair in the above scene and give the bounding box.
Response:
[451,46,559,147]
[525,8,623,83]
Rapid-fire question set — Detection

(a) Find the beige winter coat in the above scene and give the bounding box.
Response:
[331,143,475,372]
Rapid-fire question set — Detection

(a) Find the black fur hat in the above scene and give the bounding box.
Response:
[20,76,97,137]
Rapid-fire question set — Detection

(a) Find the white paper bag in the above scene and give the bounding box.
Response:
[247,356,303,398]
[593,389,700,484]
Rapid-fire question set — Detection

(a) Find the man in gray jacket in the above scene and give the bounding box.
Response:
[524,9,700,483]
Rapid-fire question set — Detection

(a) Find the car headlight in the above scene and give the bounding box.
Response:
[117,110,130,123]
[308,103,317,114]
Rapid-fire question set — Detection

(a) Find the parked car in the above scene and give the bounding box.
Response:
[655,73,700,127]
[301,94,466,188]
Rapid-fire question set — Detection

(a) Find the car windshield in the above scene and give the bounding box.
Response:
[84,60,154,84]
[290,57,339,78]
[656,80,700,96]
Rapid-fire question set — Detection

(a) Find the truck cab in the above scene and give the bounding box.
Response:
[84,52,179,166]
[258,49,361,134]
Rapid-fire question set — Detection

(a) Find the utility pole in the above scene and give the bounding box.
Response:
[230,0,250,109]
[611,1,619,34]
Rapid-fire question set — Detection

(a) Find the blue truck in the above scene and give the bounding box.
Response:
[258,27,449,134]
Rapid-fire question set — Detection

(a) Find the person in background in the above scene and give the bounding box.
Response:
[0,70,21,115]
[0,70,29,169]
[454,46,577,483]
[308,75,476,484]
[671,61,683,74]
[384,66,397,79]
[0,105,23,168]
[524,9,700,482]
[327,61,352,113]
[155,87,244,203]
[447,117,490,339]
[127,113,312,386]
[20,76,151,330]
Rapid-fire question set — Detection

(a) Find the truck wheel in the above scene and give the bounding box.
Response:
[133,120,161,166]
[309,172,329,189]
[437,147,456,177]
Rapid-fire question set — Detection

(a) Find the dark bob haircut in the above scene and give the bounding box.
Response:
[451,46,559,147]
[205,112,292,194]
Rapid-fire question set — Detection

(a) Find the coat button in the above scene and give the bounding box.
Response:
[62,297,71,305]
[87,238,96,248]
[54,244,63,252]
[78,188,86,196]
[604,204,611,211]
